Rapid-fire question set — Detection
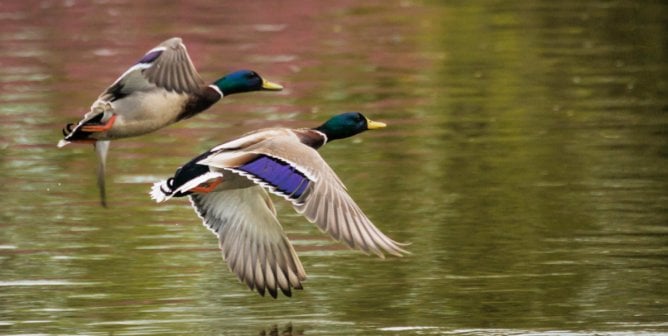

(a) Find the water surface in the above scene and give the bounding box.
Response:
[0,0,666,335]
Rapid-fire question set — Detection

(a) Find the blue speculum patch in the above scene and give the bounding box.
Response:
[237,155,309,199]
[138,49,163,64]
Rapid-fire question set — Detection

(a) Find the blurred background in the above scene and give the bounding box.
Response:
[0,0,666,335]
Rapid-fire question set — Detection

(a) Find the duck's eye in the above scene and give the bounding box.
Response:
[246,71,258,79]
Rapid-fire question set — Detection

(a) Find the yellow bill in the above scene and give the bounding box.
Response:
[366,118,387,130]
[262,79,284,91]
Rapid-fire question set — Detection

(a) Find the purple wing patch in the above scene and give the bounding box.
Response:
[138,49,163,64]
[237,155,310,200]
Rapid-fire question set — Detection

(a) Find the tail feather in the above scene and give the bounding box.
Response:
[150,179,174,203]
[58,113,105,145]
[150,172,224,203]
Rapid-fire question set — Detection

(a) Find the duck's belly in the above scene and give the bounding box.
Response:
[105,91,188,139]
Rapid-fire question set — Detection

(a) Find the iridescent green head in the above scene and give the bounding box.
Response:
[315,112,387,141]
[212,70,283,96]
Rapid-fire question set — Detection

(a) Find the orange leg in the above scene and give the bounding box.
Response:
[81,114,118,133]
[69,139,98,144]
[191,178,223,193]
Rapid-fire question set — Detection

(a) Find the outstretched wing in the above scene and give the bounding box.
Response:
[190,186,306,298]
[199,135,408,258]
[141,37,204,93]
[99,37,204,103]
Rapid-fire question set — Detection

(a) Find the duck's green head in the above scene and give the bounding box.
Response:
[212,70,283,96]
[315,112,387,141]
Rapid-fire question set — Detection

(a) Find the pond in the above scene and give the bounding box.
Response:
[0,0,667,335]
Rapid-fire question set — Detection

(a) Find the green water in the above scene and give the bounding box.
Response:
[0,1,666,335]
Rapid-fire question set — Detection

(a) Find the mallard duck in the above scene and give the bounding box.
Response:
[150,112,408,298]
[57,37,283,207]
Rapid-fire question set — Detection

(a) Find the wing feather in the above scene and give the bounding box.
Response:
[200,135,408,258]
[142,37,204,93]
[189,186,306,298]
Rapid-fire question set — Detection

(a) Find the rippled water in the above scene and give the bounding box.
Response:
[1,1,667,335]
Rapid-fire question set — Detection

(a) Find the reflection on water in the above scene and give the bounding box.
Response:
[1,0,667,335]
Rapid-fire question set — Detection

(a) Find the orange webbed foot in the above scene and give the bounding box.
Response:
[81,114,117,133]
[191,178,223,193]
[70,139,98,144]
